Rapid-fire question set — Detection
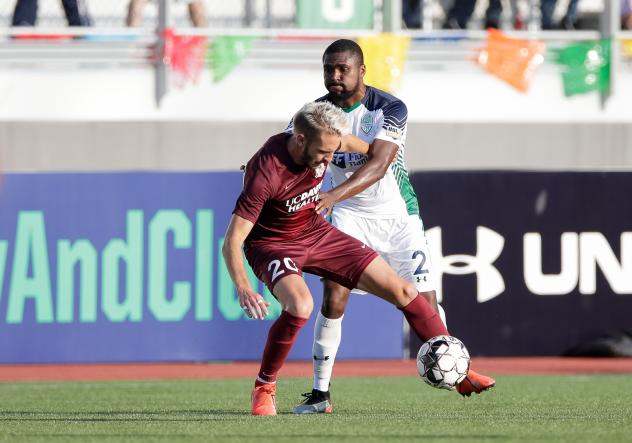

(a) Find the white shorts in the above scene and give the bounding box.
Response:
[331,211,437,293]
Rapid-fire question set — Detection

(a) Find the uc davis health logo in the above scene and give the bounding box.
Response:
[426,226,505,303]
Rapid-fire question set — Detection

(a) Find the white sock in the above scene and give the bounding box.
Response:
[438,304,448,329]
[255,377,276,385]
[312,311,343,392]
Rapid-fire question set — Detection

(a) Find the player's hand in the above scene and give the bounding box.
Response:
[237,287,271,320]
[316,191,336,217]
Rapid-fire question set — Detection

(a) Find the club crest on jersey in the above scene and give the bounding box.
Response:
[361,113,374,134]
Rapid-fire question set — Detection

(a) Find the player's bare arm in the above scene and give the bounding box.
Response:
[340,134,369,154]
[222,214,271,320]
[316,138,398,216]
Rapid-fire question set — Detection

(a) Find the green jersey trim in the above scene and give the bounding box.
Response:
[391,155,420,216]
[342,100,363,113]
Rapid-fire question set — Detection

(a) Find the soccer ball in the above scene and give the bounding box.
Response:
[416,335,470,390]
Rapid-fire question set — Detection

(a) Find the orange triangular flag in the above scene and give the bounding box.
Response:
[477,29,545,92]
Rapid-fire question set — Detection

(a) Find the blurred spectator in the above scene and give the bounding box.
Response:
[541,0,579,30]
[442,0,476,29]
[442,0,580,30]
[11,0,92,26]
[482,0,503,29]
[441,0,513,30]
[127,0,208,28]
[623,0,632,30]
[402,0,421,29]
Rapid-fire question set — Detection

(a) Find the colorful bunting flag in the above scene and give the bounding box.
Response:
[552,39,611,97]
[358,34,410,94]
[477,29,545,93]
[162,28,207,88]
[620,39,632,59]
[209,36,255,83]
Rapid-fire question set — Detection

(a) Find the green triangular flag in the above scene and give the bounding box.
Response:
[209,36,255,82]
[552,39,611,97]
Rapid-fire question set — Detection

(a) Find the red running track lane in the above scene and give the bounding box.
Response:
[0,358,631,382]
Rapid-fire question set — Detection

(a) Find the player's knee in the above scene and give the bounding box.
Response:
[285,295,313,318]
[401,282,418,305]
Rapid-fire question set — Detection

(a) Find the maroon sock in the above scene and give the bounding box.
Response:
[400,294,449,342]
[256,311,308,385]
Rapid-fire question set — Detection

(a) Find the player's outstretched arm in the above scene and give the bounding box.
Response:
[340,134,369,154]
[222,214,271,320]
[316,139,398,216]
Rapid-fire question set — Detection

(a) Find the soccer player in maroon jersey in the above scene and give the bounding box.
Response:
[223,101,454,416]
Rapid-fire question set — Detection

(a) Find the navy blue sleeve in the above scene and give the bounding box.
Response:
[377,99,407,145]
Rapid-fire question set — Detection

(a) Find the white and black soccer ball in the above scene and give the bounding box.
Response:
[416,335,470,390]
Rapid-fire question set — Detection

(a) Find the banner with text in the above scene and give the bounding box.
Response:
[0,173,403,363]
[409,171,632,356]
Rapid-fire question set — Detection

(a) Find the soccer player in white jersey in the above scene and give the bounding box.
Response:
[292,39,496,414]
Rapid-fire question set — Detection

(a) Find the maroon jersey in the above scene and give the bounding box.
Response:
[233,133,328,243]
[233,132,378,292]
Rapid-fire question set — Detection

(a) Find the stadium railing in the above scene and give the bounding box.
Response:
[0,0,630,106]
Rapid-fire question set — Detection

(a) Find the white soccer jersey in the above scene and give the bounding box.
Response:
[285,86,420,218]
[285,88,436,293]
[322,86,419,218]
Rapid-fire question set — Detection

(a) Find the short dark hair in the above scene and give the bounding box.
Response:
[322,39,364,65]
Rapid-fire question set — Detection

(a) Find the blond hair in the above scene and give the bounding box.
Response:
[292,101,349,141]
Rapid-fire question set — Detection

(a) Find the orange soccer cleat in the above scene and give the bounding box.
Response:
[456,369,496,397]
[251,383,277,416]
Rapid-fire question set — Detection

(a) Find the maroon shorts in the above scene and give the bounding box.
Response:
[244,217,378,293]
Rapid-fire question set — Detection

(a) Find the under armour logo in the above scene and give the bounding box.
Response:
[426,226,505,303]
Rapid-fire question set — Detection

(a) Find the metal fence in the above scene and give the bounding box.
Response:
[0,0,611,30]
[0,0,296,28]
[0,0,629,107]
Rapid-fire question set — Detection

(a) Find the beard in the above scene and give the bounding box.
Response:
[301,144,324,169]
[326,81,358,103]
[300,143,314,167]
[327,88,355,102]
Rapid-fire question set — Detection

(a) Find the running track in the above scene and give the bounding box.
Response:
[1,358,631,382]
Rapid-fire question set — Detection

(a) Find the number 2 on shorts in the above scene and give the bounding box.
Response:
[412,250,429,275]
[268,257,299,282]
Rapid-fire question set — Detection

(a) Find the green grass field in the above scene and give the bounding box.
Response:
[1,375,631,442]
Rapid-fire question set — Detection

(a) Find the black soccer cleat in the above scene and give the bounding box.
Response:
[292,389,333,414]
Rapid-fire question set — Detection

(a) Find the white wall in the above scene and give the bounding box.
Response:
[1,60,630,122]
[1,45,631,171]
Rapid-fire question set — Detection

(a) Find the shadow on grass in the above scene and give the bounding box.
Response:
[0,409,250,421]
[0,411,509,439]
